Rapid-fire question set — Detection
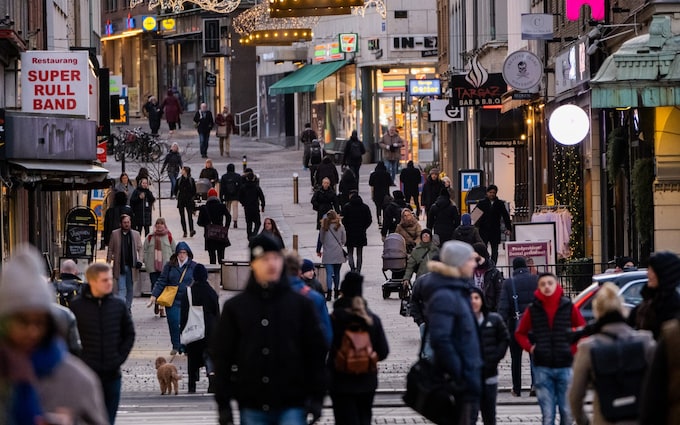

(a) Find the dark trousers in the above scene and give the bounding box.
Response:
[404,190,420,215]
[373,201,383,224]
[199,131,210,157]
[347,246,364,272]
[178,205,194,234]
[349,164,361,182]
[309,165,318,186]
[471,383,498,425]
[100,374,122,425]
[480,234,501,264]
[510,336,534,394]
[331,392,375,425]
[208,247,225,264]
[134,223,150,236]
[303,143,311,167]
[245,209,261,240]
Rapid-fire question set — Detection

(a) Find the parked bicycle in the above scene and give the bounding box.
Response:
[111,128,167,162]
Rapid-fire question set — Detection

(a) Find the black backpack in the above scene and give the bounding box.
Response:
[301,129,315,144]
[349,141,363,160]
[223,175,239,197]
[54,279,82,307]
[590,332,649,422]
[310,140,322,165]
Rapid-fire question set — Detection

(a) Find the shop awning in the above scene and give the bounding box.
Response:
[269,60,347,96]
[9,160,109,183]
[591,16,680,108]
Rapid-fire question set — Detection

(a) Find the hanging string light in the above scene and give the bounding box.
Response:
[351,0,386,19]
[268,0,364,18]
[130,0,241,13]
[234,2,318,45]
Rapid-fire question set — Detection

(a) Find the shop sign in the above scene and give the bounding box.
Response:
[111,96,129,125]
[421,49,438,58]
[64,207,97,259]
[555,42,589,95]
[126,14,136,30]
[450,57,505,107]
[161,18,176,32]
[339,33,358,53]
[429,99,463,122]
[521,14,554,40]
[506,241,552,272]
[142,16,157,32]
[205,71,217,87]
[479,139,526,148]
[380,74,406,93]
[367,38,380,51]
[21,51,90,117]
[109,75,123,96]
[566,0,604,21]
[503,50,543,91]
[96,141,107,163]
[314,42,344,63]
[391,35,437,51]
[458,169,483,214]
[409,79,441,96]
[546,193,556,206]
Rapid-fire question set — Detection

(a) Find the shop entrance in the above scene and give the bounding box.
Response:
[377,95,435,164]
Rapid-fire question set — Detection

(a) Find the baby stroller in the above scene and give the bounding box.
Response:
[194,178,212,206]
[381,233,408,299]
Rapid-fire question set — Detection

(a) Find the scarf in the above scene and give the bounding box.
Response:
[534,285,564,328]
[153,228,169,272]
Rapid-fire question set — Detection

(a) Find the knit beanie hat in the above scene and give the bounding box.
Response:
[193,264,208,282]
[513,256,528,270]
[207,188,218,198]
[301,259,315,274]
[472,242,489,260]
[340,272,364,297]
[0,245,54,317]
[392,190,405,200]
[249,233,283,261]
[461,213,472,226]
[421,228,432,238]
[439,241,474,268]
[648,251,680,288]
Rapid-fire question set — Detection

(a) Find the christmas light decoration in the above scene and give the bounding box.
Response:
[234,2,318,45]
[130,0,240,14]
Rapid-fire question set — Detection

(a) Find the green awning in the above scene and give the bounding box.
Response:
[269,60,347,96]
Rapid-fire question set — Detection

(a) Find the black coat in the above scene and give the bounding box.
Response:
[198,197,231,250]
[311,187,339,228]
[199,167,220,186]
[143,101,162,129]
[315,158,339,187]
[212,275,328,412]
[475,261,504,312]
[368,165,392,204]
[427,195,460,244]
[381,199,411,237]
[161,151,183,175]
[129,187,155,228]
[476,197,512,244]
[193,110,214,134]
[477,312,509,379]
[342,138,366,167]
[399,166,422,195]
[328,296,389,394]
[497,268,538,329]
[180,279,220,357]
[629,284,680,339]
[175,175,196,210]
[103,204,133,245]
[341,196,372,248]
[452,225,484,246]
[219,171,242,202]
[338,171,358,210]
[238,178,266,213]
[69,284,136,378]
[421,177,445,212]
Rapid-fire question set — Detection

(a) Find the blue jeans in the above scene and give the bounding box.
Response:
[385,159,398,182]
[199,131,210,156]
[117,265,133,311]
[100,374,121,425]
[168,172,178,197]
[240,407,306,425]
[325,263,342,293]
[165,304,182,351]
[533,366,573,425]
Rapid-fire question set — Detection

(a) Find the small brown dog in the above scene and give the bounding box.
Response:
[155,356,181,395]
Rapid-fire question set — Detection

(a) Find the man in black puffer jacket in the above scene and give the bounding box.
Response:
[427,189,460,244]
[469,287,509,425]
[69,263,135,425]
[238,168,266,240]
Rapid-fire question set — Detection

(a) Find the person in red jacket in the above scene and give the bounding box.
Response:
[515,272,585,425]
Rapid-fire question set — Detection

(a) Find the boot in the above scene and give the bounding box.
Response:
[188,381,196,394]
[326,291,332,301]
[233,221,238,229]
[207,374,216,394]
[334,290,339,300]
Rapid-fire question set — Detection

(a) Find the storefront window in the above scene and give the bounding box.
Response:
[313,64,359,143]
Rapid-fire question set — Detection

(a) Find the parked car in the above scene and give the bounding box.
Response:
[573,270,648,322]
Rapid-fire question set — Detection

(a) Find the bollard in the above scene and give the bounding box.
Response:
[293,173,299,204]
[293,234,298,252]
[242,155,247,172]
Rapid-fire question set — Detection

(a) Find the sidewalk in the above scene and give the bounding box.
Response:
[110,114,533,397]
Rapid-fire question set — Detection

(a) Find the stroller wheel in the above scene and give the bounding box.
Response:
[382,287,391,299]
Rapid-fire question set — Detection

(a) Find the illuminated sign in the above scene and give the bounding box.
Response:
[408,79,441,96]
[314,42,344,63]
[161,18,176,31]
[381,74,406,93]
[142,16,157,32]
[339,33,358,53]
[105,20,113,36]
[126,14,136,30]
[565,0,604,21]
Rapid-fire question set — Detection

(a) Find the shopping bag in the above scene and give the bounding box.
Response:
[180,287,205,344]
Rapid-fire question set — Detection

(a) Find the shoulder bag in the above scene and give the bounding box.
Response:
[205,206,230,246]
[180,286,205,344]
[327,227,348,260]
[156,266,188,307]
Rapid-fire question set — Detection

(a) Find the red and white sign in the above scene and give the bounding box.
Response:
[21,51,90,117]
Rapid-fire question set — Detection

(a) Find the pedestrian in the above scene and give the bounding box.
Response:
[148,242,198,356]
[381,190,412,239]
[368,161,393,226]
[628,251,680,339]
[569,282,656,425]
[143,95,163,136]
[134,167,150,187]
[161,88,182,134]
[402,228,439,284]
[315,155,339,188]
[259,217,285,248]
[70,262,136,424]
[143,217,176,317]
[515,272,586,425]
[441,176,457,204]
[301,122,318,169]
[421,168,445,218]
[395,208,422,253]
[107,214,143,311]
[285,251,333,346]
[475,184,512,264]
[469,287,510,425]
[180,263,220,394]
[342,190,372,273]
[498,256,539,397]
[199,158,219,189]
[0,247,110,425]
[212,233,328,425]
[342,130,366,181]
[301,258,325,295]
[161,142,183,198]
[194,103,215,158]
[338,168,358,213]
[114,172,135,204]
[102,190,134,248]
[400,160,422,218]
[130,177,156,236]
[215,106,236,157]
[408,275,433,359]
[453,213,484,246]
[379,125,404,181]
[311,177,340,230]
[308,139,325,187]
[420,241,483,424]
[175,166,197,238]
[53,259,83,307]
[317,210,347,301]
[427,188,461,244]
[238,168,266,240]
[197,188,231,265]
[329,272,389,425]
[613,256,637,272]
[472,243,504,312]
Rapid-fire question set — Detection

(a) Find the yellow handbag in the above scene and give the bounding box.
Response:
[156,267,188,307]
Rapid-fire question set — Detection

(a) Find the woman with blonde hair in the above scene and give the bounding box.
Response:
[317,210,347,301]
[143,217,177,317]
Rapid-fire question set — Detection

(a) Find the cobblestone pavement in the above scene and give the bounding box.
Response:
[107,115,541,423]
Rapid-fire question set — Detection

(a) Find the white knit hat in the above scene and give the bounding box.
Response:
[0,245,54,317]
[439,241,474,268]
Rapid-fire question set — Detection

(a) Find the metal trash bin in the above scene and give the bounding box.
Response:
[220,260,251,291]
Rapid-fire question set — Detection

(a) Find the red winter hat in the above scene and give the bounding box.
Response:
[207,188,218,198]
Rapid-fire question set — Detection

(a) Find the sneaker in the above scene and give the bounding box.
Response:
[511,390,521,397]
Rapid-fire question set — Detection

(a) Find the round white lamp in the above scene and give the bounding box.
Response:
[548,104,590,145]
